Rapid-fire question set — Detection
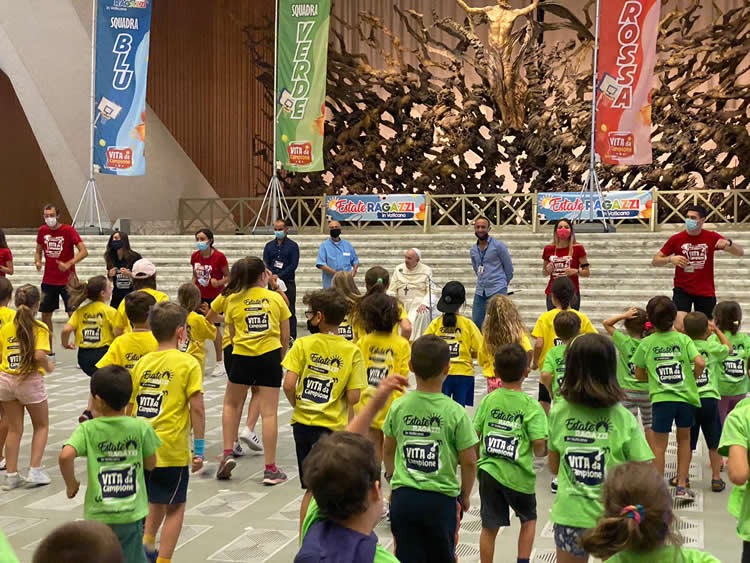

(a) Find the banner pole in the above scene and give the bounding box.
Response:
[88,0,97,182]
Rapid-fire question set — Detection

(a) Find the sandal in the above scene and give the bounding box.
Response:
[712,478,726,492]
[674,486,696,501]
[668,476,689,488]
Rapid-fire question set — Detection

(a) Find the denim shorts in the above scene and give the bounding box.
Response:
[652,401,695,433]
[553,523,589,558]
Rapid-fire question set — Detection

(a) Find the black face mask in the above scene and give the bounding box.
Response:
[307,319,321,334]
[475,232,489,241]
[110,240,124,250]
[330,229,341,239]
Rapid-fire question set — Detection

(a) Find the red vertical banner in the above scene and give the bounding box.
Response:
[594,0,660,165]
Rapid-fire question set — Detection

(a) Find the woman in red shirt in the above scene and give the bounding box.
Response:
[0,230,13,277]
[542,219,590,310]
[191,228,230,377]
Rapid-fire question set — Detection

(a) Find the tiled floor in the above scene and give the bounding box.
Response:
[1,339,740,562]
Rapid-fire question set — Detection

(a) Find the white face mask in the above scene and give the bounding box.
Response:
[45,217,57,228]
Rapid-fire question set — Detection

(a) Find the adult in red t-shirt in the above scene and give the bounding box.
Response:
[0,230,14,278]
[191,228,230,377]
[652,205,744,324]
[35,204,89,352]
[542,219,590,310]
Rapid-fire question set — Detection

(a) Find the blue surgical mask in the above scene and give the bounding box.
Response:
[685,219,699,232]
[274,230,285,239]
[196,241,209,251]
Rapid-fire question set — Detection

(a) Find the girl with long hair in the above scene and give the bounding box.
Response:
[104,231,141,309]
[331,271,361,341]
[542,219,590,311]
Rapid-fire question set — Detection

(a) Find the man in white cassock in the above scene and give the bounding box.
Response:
[389,248,438,341]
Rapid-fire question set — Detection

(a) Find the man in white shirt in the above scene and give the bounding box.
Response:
[389,248,437,341]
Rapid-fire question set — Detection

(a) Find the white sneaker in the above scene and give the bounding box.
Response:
[381,500,390,520]
[211,362,227,378]
[27,468,51,486]
[232,440,246,457]
[2,473,23,490]
[239,427,263,452]
[0,458,6,471]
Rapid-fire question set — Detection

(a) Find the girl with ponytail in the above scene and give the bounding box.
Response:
[580,461,718,562]
[61,275,117,422]
[0,285,55,490]
[354,266,411,341]
[424,281,482,407]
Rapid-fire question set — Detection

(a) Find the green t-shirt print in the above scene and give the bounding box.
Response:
[383,391,478,497]
[632,331,701,407]
[473,388,548,494]
[611,330,647,391]
[66,416,161,524]
[542,344,567,401]
[549,400,654,529]
[716,331,750,397]
[694,337,730,400]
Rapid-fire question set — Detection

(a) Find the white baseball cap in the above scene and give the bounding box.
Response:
[132,259,157,278]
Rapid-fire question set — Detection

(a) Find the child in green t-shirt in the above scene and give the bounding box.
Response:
[719,395,750,560]
[683,312,732,493]
[632,296,704,501]
[579,461,719,562]
[603,307,653,448]
[59,365,161,563]
[713,301,750,424]
[474,343,547,563]
[383,335,479,563]
[541,311,581,404]
[549,333,654,563]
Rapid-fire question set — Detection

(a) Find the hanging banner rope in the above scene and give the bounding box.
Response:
[93,0,152,176]
[276,0,331,173]
[594,0,660,166]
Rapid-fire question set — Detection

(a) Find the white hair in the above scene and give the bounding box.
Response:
[407,248,421,260]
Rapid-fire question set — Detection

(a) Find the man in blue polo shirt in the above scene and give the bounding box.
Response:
[263,218,300,338]
[316,220,359,288]
[470,216,514,329]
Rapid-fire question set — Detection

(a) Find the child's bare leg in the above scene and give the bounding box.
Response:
[0,404,7,461]
[651,431,669,477]
[676,426,692,488]
[479,527,499,563]
[518,520,536,559]
[144,503,167,547]
[157,503,186,560]
[299,490,313,536]
[2,401,23,473]
[26,401,48,468]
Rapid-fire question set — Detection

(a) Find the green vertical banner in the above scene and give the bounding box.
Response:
[276,0,331,173]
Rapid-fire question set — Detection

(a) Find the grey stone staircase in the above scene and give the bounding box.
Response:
[9,229,750,329]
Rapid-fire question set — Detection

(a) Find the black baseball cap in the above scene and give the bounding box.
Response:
[437,281,466,313]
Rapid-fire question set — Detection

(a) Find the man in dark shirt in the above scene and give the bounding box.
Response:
[264,218,300,339]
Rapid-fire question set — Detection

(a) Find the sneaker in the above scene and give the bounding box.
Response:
[674,486,696,501]
[211,362,227,378]
[232,441,245,457]
[144,547,158,563]
[263,466,288,486]
[239,427,263,452]
[0,458,6,471]
[2,473,23,490]
[78,410,93,424]
[381,500,390,520]
[551,477,558,494]
[216,455,236,480]
[27,468,51,486]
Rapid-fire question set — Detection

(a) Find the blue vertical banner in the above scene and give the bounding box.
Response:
[93,0,152,176]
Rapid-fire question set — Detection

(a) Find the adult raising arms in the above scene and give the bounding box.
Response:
[542,219,590,311]
[104,231,142,309]
[191,228,230,378]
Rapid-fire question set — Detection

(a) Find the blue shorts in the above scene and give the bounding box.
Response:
[652,401,695,433]
[145,466,189,505]
[691,397,721,450]
[442,375,474,407]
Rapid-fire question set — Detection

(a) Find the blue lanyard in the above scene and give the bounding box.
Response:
[478,240,491,266]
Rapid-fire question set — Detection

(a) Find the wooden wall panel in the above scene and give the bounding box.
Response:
[147,0,274,198]
[0,71,70,227]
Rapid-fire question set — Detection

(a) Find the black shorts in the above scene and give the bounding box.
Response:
[200,297,221,327]
[40,283,71,314]
[538,382,552,404]
[652,401,695,433]
[223,344,233,374]
[229,349,282,387]
[293,423,332,488]
[78,346,109,377]
[478,469,536,528]
[673,287,717,318]
[390,487,461,563]
[145,466,189,505]
[691,397,722,450]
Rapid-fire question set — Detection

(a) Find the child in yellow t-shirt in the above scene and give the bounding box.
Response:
[177,283,217,374]
[425,281,482,407]
[0,278,13,470]
[129,302,205,563]
[356,293,411,467]
[113,259,169,336]
[0,285,55,490]
[62,275,118,422]
[478,294,533,394]
[96,291,158,374]
[282,288,366,529]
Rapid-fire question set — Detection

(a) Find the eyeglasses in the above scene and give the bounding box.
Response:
[304,310,315,320]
